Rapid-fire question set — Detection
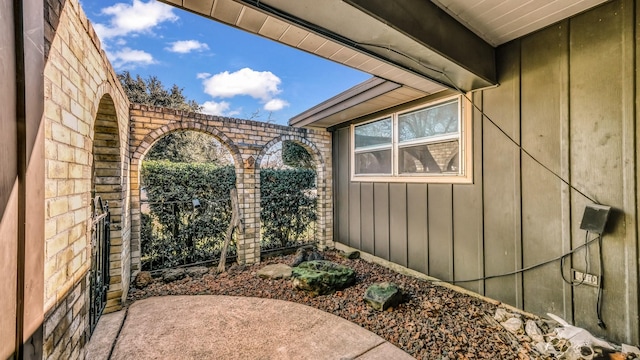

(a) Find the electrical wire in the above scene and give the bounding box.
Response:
[596,235,606,329]
[559,231,589,286]
[432,234,601,284]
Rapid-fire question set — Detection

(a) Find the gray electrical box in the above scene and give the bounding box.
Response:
[579,204,611,234]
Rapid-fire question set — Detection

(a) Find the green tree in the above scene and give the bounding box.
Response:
[282,141,314,169]
[118,71,231,164]
[145,131,232,165]
[118,71,202,112]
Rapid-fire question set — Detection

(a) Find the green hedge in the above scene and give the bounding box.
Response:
[141,161,236,270]
[140,161,317,270]
[260,168,317,249]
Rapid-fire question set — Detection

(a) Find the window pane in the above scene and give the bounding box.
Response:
[355,149,392,174]
[399,140,459,174]
[355,118,392,148]
[398,100,458,142]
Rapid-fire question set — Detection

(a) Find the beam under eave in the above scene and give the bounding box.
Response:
[344,0,496,90]
[237,0,496,92]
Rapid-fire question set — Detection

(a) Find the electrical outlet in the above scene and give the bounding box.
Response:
[572,269,599,287]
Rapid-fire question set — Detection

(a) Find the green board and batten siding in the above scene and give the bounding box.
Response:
[332,0,639,343]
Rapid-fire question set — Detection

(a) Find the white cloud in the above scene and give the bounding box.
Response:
[196,72,211,79]
[201,101,231,116]
[263,98,289,111]
[201,68,282,101]
[166,40,209,54]
[108,47,155,69]
[95,0,178,40]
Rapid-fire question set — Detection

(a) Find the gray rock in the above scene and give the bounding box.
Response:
[501,317,524,335]
[494,308,520,322]
[135,271,153,288]
[291,252,306,267]
[257,263,293,279]
[291,246,324,267]
[340,250,360,259]
[186,266,209,278]
[307,251,323,261]
[162,268,186,283]
[525,319,544,343]
[291,260,356,296]
[364,282,403,311]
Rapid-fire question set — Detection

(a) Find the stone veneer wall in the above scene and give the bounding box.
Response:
[42,0,130,358]
[129,106,333,276]
[42,276,88,360]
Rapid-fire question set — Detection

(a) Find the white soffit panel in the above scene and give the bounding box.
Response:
[432,0,608,46]
[211,0,243,24]
[237,6,268,33]
[183,0,213,15]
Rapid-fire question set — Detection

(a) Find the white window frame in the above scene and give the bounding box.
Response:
[350,94,473,184]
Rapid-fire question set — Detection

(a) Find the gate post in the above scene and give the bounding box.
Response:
[236,154,261,265]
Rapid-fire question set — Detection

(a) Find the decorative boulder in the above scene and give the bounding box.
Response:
[291,246,325,267]
[257,263,293,279]
[135,271,154,288]
[291,260,356,296]
[186,266,209,278]
[340,250,360,259]
[364,282,403,311]
[162,268,186,283]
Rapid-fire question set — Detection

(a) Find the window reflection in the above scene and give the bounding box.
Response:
[354,117,392,148]
[355,149,392,174]
[398,100,458,142]
[398,140,459,174]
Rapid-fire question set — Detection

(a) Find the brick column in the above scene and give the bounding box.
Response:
[235,154,261,264]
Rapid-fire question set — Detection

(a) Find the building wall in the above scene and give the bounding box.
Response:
[42,0,130,358]
[333,0,639,344]
[1,0,20,357]
[2,0,46,357]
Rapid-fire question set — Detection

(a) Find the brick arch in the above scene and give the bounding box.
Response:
[91,92,125,315]
[131,121,244,168]
[129,121,244,274]
[255,135,331,251]
[256,135,325,174]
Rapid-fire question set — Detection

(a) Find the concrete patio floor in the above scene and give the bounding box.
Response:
[86,295,414,360]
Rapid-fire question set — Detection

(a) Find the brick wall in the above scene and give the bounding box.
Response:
[129,106,333,276]
[42,0,130,358]
[42,276,89,360]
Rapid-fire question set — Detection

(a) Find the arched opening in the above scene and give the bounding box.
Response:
[90,94,122,331]
[257,138,321,255]
[136,129,238,271]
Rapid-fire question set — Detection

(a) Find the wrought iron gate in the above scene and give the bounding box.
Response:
[89,196,110,335]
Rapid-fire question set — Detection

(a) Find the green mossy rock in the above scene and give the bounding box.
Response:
[364,282,402,311]
[291,260,356,296]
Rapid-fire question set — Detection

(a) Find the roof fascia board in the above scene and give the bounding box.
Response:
[289,77,401,127]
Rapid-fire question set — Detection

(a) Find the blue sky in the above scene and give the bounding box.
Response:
[81,0,371,125]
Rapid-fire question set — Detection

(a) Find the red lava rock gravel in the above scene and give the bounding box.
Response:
[128,250,541,359]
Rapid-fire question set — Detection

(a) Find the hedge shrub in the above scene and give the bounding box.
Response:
[141,161,236,270]
[140,161,318,270]
[260,168,317,249]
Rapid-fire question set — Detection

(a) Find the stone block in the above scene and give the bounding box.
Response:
[364,282,403,311]
[257,263,292,279]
